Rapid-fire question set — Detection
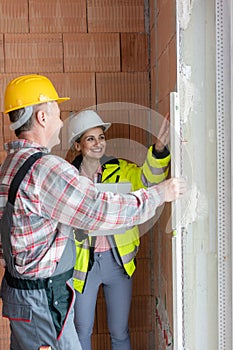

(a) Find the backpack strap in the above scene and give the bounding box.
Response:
[8,152,44,205]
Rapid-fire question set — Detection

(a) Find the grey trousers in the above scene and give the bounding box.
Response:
[74,250,133,350]
[1,277,82,350]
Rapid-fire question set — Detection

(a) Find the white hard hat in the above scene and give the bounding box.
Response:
[68,110,111,145]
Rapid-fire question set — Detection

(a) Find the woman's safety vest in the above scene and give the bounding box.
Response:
[72,146,170,293]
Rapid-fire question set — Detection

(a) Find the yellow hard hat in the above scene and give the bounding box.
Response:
[4,74,70,114]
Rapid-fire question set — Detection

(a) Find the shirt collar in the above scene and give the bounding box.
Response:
[4,139,50,154]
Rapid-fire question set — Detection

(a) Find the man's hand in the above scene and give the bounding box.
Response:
[154,112,170,152]
[158,177,187,202]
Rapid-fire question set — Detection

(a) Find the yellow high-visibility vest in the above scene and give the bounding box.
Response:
[73,146,171,293]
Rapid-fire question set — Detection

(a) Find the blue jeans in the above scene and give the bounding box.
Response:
[74,250,133,350]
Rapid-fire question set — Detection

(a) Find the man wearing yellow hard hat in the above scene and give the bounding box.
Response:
[0,74,186,350]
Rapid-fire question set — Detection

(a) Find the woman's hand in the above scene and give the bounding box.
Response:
[154,112,170,152]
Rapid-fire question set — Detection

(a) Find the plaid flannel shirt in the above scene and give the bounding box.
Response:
[0,140,164,278]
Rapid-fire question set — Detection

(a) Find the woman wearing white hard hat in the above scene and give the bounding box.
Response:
[69,109,171,350]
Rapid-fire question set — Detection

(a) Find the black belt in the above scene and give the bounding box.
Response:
[4,268,74,290]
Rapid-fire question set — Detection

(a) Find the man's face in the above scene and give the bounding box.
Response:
[46,102,63,149]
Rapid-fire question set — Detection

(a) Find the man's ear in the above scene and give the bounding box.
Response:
[36,110,46,127]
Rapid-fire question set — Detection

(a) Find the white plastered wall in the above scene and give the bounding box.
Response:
[173,0,219,349]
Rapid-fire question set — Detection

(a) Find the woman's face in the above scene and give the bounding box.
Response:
[75,127,106,160]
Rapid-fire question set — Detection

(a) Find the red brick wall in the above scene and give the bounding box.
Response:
[150,0,177,348]
[0,0,149,163]
[0,1,155,349]
[0,0,177,349]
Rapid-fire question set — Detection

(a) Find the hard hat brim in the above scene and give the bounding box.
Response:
[70,122,111,145]
[57,97,70,104]
[4,97,70,114]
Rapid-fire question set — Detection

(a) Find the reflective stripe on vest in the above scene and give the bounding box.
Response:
[73,269,86,281]
[120,246,138,265]
[142,160,169,184]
